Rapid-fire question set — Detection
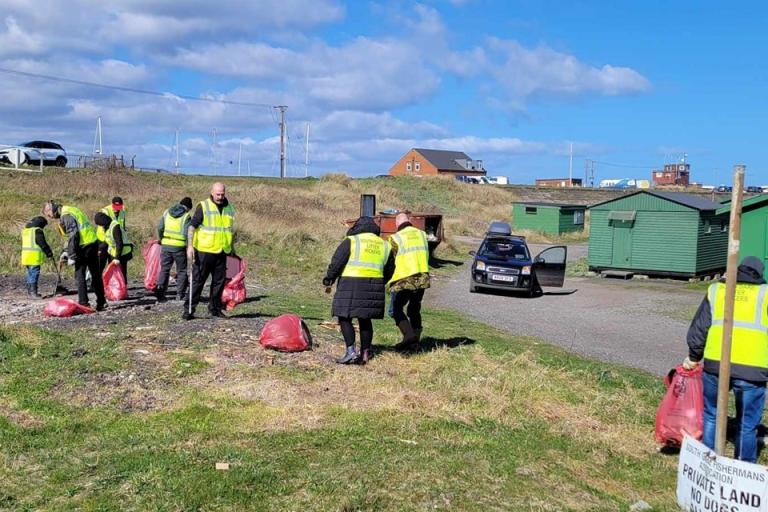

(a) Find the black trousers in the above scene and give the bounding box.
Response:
[157,248,188,299]
[76,243,105,306]
[338,317,373,351]
[392,288,425,329]
[184,250,226,314]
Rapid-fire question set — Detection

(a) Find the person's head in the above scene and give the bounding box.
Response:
[42,200,60,219]
[29,216,48,228]
[211,182,226,204]
[94,211,112,228]
[739,256,765,280]
[395,212,411,229]
[180,197,193,210]
[111,196,124,212]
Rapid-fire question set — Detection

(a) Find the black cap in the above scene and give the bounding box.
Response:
[740,256,765,277]
[180,197,193,209]
[111,196,123,205]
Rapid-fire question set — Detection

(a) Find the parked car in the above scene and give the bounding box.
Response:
[456,175,491,184]
[469,222,567,296]
[0,141,67,167]
[716,185,732,192]
[746,186,762,194]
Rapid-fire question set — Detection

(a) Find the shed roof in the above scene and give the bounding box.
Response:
[413,148,472,172]
[589,190,722,211]
[513,201,585,209]
[717,193,768,215]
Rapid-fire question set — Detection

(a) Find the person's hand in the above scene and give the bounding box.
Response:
[322,278,332,287]
[186,246,194,262]
[67,256,76,267]
[682,357,699,370]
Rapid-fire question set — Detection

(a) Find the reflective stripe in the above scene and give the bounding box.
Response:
[106,221,132,257]
[341,233,389,278]
[709,284,768,331]
[21,227,44,266]
[161,209,189,247]
[389,226,429,283]
[347,235,390,269]
[193,199,234,254]
[61,206,97,247]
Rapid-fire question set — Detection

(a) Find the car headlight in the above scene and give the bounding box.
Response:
[475,261,486,271]
[521,265,531,275]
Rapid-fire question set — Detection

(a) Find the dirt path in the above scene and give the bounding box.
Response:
[428,260,704,376]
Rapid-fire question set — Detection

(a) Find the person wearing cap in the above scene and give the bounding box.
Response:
[94,211,133,282]
[43,200,106,310]
[685,256,768,462]
[97,197,129,275]
[388,212,431,351]
[323,216,395,364]
[183,182,235,320]
[155,197,193,302]
[20,215,54,298]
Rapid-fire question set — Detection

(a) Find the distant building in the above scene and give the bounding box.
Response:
[652,163,690,186]
[535,178,582,188]
[388,148,486,177]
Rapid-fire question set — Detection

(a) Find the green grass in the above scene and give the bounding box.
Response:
[0,290,685,511]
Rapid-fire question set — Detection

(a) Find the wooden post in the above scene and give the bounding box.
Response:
[715,164,746,455]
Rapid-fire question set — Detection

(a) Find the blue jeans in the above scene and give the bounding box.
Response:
[703,371,766,463]
[26,265,40,286]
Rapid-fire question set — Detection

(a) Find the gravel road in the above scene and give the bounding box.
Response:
[428,253,704,376]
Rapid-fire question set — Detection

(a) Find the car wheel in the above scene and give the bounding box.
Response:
[469,280,479,293]
[55,156,67,167]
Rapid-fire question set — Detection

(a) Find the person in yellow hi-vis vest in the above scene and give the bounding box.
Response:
[155,197,193,302]
[685,256,768,463]
[323,216,395,364]
[94,212,133,281]
[388,213,431,351]
[97,197,128,274]
[20,216,54,298]
[43,200,106,310]
[183,183,235,320]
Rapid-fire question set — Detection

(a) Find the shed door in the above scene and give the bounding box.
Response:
[611,220,633,267]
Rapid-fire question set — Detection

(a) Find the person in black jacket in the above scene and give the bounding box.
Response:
[21,216,54,298]
[323,217,395,364]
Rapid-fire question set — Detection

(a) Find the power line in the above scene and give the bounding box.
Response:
[588,159,657,169]
[0,67,275,109]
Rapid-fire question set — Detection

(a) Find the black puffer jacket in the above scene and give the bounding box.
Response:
[325,217,395,319]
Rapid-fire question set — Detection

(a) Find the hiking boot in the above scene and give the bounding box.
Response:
[210,310,228,319]
[394,320,418,351]
[156,293,167,303]
[336,346,358,364]
[182,311,194,321]
[96,302,107,312]
[358,348,372,365]
[414,328,423,343]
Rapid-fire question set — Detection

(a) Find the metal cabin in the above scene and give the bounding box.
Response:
[512,202,586,235]
[717,194,768,270]
[587,191,727,277]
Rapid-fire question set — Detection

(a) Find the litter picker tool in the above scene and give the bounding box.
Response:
[188,251,194,316]
[50,258,67,297]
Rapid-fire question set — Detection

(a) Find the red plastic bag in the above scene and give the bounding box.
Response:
[103,260,127,301]
[221,257,247,311]
[143,240,162,291]
[259,314,312,352]
[43,297,95,317]
[655,365,704,446]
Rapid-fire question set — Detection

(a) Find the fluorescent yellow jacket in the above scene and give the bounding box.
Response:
[161,208,190,247]
[105,221,132,258]
[21,227,44,266]
[389,226,429,284]
[704,282,768,376]
[341,233,390,278]
[61,206,97,247]
[193,198,234,254]
[97,205,126,241]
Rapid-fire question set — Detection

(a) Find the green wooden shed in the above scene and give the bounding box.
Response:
[588,191,728,277]
[511,202,586,235]
[717,194,768,269]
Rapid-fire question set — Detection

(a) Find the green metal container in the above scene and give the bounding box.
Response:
[717,194,768,270]
[512,202,585,235]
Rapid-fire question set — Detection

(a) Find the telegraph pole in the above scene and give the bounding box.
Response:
[274,105,288,178]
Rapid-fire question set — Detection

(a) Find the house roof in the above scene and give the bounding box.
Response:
[413,148,473,172]
[589,190,722,211]
[717,193,768,215]
[513,201,585,209]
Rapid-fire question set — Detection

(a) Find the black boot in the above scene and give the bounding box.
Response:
[414,328,422,343]
[31,282,41,299]
[358,348,372,365]
[336,346,358,364]
[394,320,418,351]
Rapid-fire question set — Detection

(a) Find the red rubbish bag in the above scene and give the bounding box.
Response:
[143,240,162,291]
[655,364,704,446]
[221,257,247,311]
[259,314,312,352]
[44,297,95,317]
[103,260,127,301]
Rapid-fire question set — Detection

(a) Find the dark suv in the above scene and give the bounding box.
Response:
[469,222,567,296]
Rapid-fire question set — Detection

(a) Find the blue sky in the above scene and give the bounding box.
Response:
[0,0,765,184]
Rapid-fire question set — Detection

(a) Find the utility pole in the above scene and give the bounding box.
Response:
[305,122,310,178]
[174,129,180,174]
[715,164,746,456]
[568,142,573,184]
[274,105,288,178]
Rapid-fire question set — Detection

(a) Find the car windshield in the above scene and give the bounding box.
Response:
[480,238,529,260]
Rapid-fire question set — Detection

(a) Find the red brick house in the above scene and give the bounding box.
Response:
[652,163,690,186]
[388,148,487,177]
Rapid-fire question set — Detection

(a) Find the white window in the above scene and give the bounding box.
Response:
[415,162,420,172]
[573,211,584,225]
[406,162,412,171]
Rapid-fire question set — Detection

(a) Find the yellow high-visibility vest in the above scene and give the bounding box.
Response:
[97,205,126,242]
[704,282,768,370]
[105,221,132,258]
[388,226,429,283]
[341,233,390,278]
[61,205,97,247]
[161,209,190,247]
[20,227,44,266]
[192,198,234,254]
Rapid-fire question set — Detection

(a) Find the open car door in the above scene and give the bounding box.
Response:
[533,246,567,287]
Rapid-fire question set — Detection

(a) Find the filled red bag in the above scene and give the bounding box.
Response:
[44,297,95,317]
[655,364,704,446]
[259,314,312,352]
[103,260,127,301]
[221,258,247,311]
[143,240,162,291]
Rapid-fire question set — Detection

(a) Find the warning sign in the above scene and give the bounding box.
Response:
[677,435,768,511]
